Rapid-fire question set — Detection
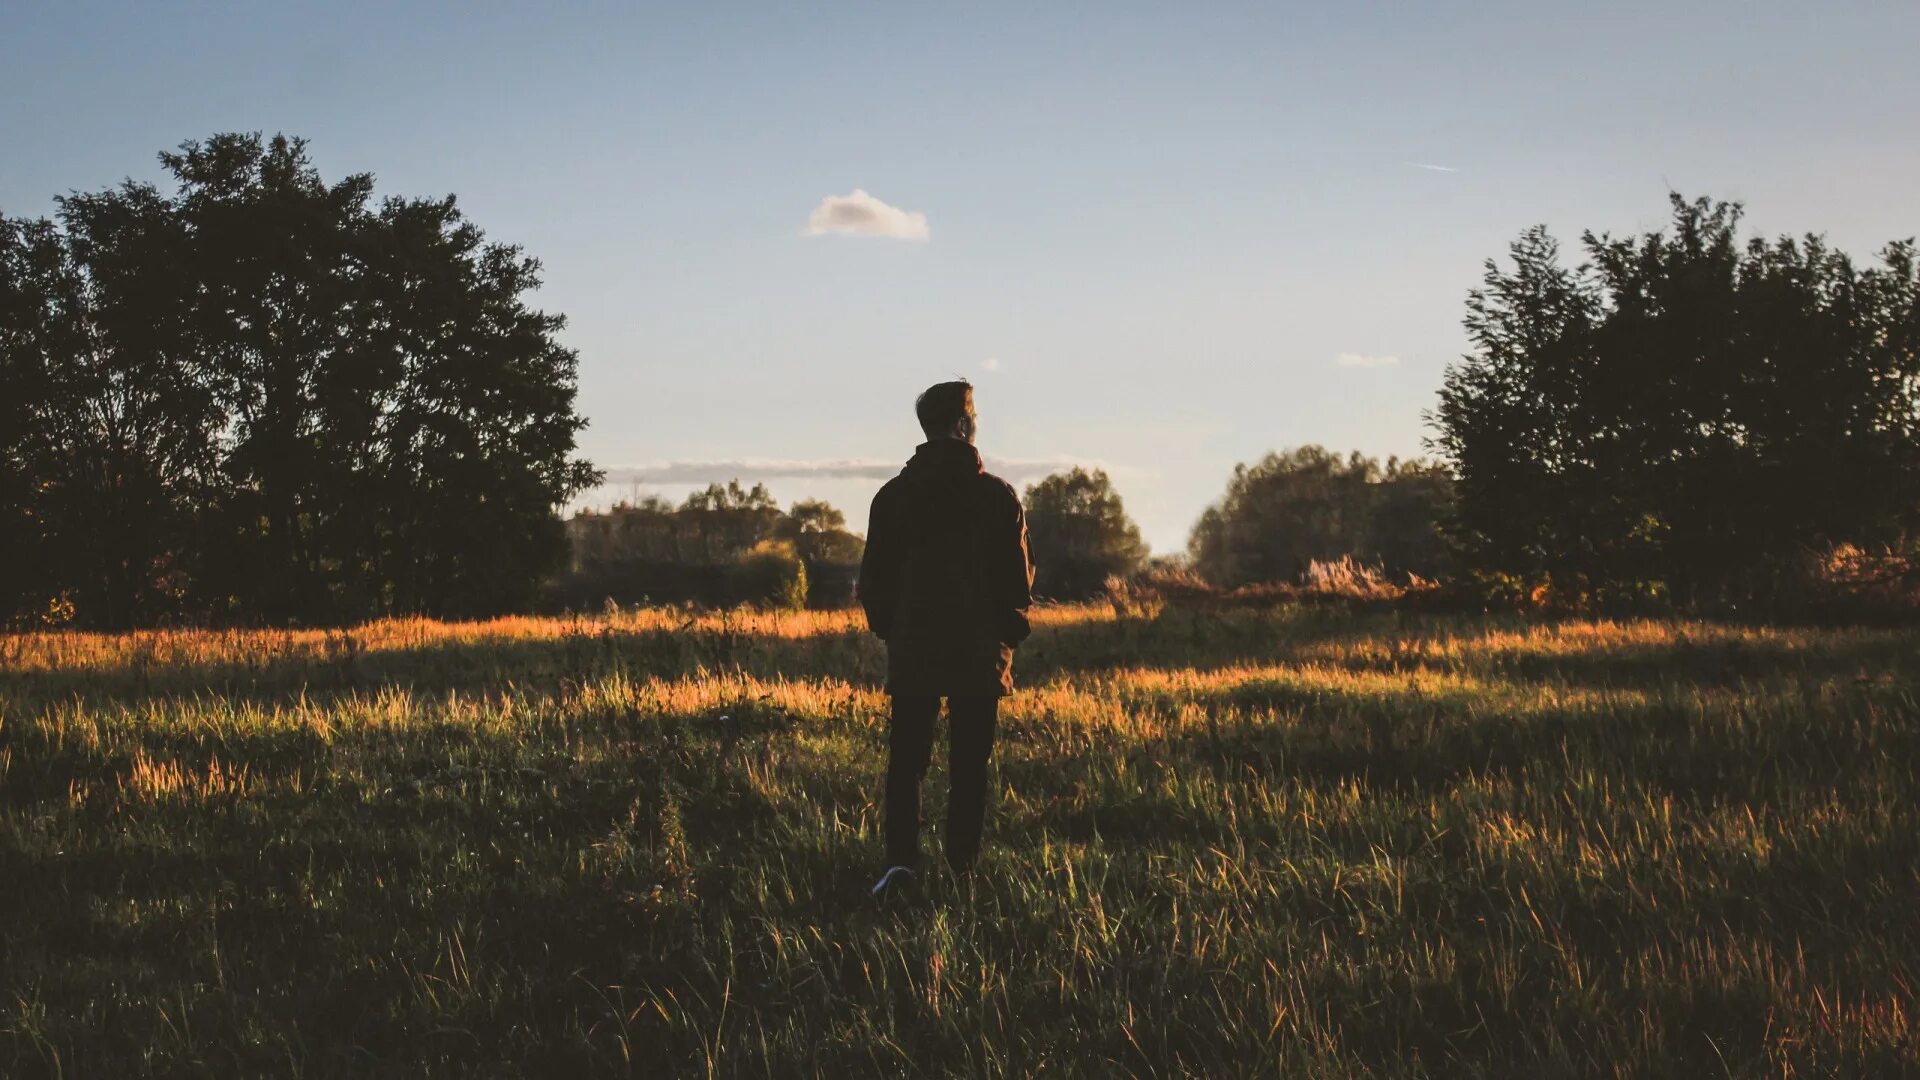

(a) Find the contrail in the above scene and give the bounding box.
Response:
[1407,162,1460,173]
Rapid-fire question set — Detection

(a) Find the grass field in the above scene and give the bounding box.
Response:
[2,604,1917,1077]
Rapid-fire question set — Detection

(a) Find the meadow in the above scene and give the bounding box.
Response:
[1,602,1915,1077]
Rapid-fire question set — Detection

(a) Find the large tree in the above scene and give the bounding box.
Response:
[1023,468,1148,599]
[1432,194,1920,607]
[0,183,220,626]
[0,133,600,626]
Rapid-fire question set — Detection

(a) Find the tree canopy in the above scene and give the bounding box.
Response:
[1187,447,1452,588]
[561,486,865,610]
[1432,193,1920,608]
[0,133,600,627]
[1023,468,1149,599]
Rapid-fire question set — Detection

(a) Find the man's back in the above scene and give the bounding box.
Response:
[859,438,1033,697]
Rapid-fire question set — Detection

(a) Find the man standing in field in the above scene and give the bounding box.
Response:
[858,380,1034,897]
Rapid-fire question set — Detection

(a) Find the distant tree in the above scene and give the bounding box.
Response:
[676,480,783,562]
[1023,468,1148,599]
[1432,194,1920,607]
[683,479,778,513]
[779,499,863,563]
[1188,447,1451,588]
[734,539,809,611]
[1370,459,1456,578]
[558,488,865,609]
[778,499,864,607]
[782,498,844,536]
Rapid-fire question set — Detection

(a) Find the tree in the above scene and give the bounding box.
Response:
[0,183,220,627]
[0,215,79,622]
[779,499,863,563]
[1188,447,1451,588]
[1023,468,1148,599]
[1369,458,1456,578]
[777,498,866,606]
[557,489,865,610]
[1432,194,1920,608]
[0,132,600,626]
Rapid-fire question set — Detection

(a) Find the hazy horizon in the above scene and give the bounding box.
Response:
[6,1,1918,550]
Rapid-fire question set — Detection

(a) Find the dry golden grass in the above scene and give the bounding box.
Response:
[2,603,1916,1076]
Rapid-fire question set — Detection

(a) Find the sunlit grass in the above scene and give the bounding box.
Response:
[2,604,1916,1076]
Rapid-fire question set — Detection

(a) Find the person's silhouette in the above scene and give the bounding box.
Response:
[858,381,1034,896]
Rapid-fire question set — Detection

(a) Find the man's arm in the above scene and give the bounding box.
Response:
[992,483,1034,646]
[857,485,899,640]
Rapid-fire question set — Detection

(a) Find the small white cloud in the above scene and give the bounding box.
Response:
[801,189,930,241]
[982,357,1001,372]
[1407,162,1459,173]
[1336,353,1401,368]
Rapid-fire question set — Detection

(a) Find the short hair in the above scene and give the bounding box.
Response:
[915,380,975,437]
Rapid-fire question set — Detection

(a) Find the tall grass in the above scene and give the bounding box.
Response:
[2,605,1915,1076]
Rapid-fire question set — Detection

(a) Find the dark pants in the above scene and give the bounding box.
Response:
[884,695,999,871]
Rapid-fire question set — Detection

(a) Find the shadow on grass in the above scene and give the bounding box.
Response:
[0,710,819,1073]
[5,608,1918,1075]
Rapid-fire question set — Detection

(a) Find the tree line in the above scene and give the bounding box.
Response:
[9,133,1913,624]
[1014,459,1451,601]
[553,456,1457,610]
[1,134,599,628]
[556,481,864,610]
[1036,194,1920,614]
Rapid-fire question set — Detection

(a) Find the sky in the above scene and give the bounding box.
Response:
[5,2,1918,551]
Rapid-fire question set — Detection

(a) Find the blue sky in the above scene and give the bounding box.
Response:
[5,2,1917,550]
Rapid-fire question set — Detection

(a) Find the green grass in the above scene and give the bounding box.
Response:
[2,605,1916,1077]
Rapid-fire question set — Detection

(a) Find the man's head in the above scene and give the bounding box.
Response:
[915,380,977,443]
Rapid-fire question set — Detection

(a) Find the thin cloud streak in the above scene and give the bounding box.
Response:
[1336,352,1401,368]
[598,455,1096,486]
[1407,162,1460,173]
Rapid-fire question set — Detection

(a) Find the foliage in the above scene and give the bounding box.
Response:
[561,483,863,609]
[1022,468,1149,599]
[778,498,865,565]
[1433,193,1920,611]
[0,133,599,627]
[1,185,217,626]
[735,539,809,611]
[3,606,1916,1075]
[1188,446,1453,587]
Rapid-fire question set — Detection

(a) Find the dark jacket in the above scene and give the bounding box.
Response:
[858,440,1034,697]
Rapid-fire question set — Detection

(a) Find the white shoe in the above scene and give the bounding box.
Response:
[870,865,916,898]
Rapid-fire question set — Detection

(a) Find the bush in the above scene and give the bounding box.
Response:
[731,541,808,611]
[1771,544,1920,622]
[1300,556,1396,599]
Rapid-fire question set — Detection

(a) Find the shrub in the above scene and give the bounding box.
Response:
[732,540,808,611]
[1300,556,1394,598]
